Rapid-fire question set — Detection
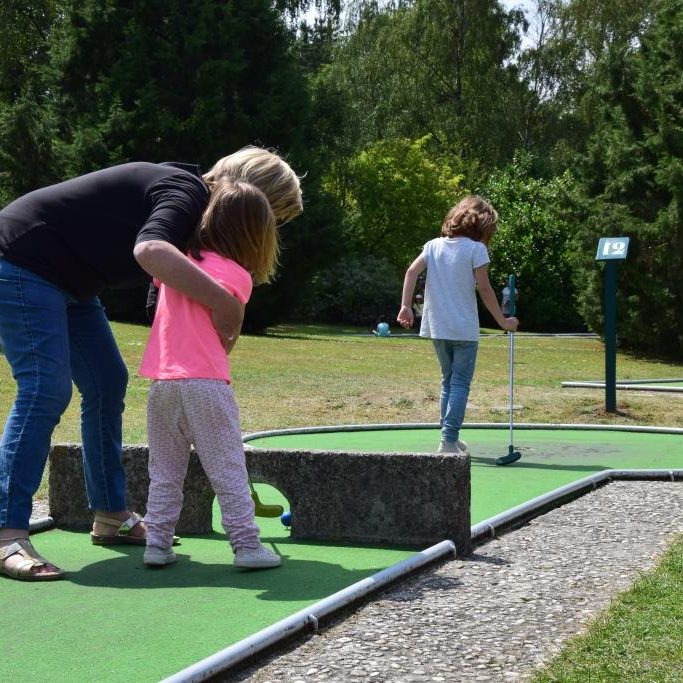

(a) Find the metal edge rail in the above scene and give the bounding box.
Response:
[160,540,457,683]
[163,466,682,682]
[29,516,54,533]
[472,468,683,542]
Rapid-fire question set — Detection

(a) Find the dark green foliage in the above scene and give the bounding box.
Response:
[323,0,528,169]
[100,285,150,326]
[0,0,338,330]
[0,94,63,204]
[0,1,63,203]
[0,0,57,100]
[483,154,583,332]
[570,0,683,355]
[2,0,682,348]
[293,254,402,327]
[50,0,327,329]
[48,0,309,174]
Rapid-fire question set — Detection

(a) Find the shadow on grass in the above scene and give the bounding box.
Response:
[65,541,411,602]
[470,442,629,472]
[470,455,613,472]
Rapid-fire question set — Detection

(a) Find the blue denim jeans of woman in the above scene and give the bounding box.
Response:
[431,339,478,443]
[0,258,128,530]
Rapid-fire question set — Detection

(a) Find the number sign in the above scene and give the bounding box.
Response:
[595,237,630,261]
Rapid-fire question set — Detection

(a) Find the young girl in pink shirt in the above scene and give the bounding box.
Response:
[139,180,282,569]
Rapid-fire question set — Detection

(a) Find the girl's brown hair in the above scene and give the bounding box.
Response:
[441,195,499,245]
[188,180,278,285]
[203,146,303,226]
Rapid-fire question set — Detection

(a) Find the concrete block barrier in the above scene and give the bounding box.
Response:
[48,444,471,553]
[48,444,214,533]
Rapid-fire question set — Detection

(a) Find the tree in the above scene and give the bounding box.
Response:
[569,0,683,355]
[0,1,63,203]
[47,1,311,174]
[518,0,656,172]
[320,0,528,173]
[482,153,581,331]
[325,135,465,273]
[0,0,342,330]
[0,0,58,100]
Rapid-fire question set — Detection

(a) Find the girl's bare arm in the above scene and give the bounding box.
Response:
[398,255,426,328]
[134,240,244,348]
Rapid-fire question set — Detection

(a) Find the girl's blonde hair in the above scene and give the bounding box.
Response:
[188,180,278,285]
[441,195,499,245]
[203,146,303,226]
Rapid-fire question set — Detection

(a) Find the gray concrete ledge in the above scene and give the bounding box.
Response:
[246,447,471,553]
[48,443,471,552]
[48,444,214,533]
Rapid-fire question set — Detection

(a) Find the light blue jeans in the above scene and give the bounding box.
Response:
[0,258,129,529]
[432,339,478,443]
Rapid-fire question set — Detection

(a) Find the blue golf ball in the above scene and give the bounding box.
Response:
[280,511,292,527]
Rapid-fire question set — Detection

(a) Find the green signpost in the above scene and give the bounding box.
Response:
[595,237,630,412]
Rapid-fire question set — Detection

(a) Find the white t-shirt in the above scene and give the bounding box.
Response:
[419,237,490,341]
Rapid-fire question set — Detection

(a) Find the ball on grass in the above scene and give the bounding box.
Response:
[280,511,292,527]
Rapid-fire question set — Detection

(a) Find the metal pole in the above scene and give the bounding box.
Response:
[604,260,618,412]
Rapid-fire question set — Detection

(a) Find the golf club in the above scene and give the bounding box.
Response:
[496,274,522,466]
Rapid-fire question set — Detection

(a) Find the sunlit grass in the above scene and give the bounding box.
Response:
[531,535,683,682]
[2,322,683,445]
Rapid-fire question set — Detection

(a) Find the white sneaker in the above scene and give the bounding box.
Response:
[144,545,177,567]
[437,439,466,455]
[234,544,282,569]
[457,439,469,452]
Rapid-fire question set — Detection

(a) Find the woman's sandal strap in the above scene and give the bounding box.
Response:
[94,512,143,534]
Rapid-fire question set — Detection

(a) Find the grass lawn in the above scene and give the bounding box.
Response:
[5,321,681,448]
[1,320,682,679]
[530,534,683,683]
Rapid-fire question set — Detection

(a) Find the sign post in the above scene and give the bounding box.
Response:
[595,237,630,412]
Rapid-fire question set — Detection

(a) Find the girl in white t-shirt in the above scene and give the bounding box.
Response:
[397,196,519,454]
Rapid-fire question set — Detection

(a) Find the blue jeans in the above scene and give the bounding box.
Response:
[0,258,129,529]
[432,339,478,442]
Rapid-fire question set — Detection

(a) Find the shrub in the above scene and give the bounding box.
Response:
[482,155,584,332]
[295,254,402,327]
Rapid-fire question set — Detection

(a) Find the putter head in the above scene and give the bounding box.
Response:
[251,491,285,518]
[496,448,522,466]
[254,503,285,518]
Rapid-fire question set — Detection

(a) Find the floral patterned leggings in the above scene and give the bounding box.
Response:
[144,379,260,551]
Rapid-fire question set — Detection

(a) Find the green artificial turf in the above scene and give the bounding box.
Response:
[4,427,681,681]
[2,487,415,682]
[247,427,683,523]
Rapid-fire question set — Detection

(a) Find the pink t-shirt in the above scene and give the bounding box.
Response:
[139,251,252,382]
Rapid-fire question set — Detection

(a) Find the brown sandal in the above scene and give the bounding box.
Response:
[0,537,65,581]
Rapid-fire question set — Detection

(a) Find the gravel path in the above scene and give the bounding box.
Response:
[224,481,682,683]
[30,482,682,682]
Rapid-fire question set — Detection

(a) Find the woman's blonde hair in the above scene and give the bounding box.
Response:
[441,195,499,245]
[203,146,303,226]
[188,180,278,285]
